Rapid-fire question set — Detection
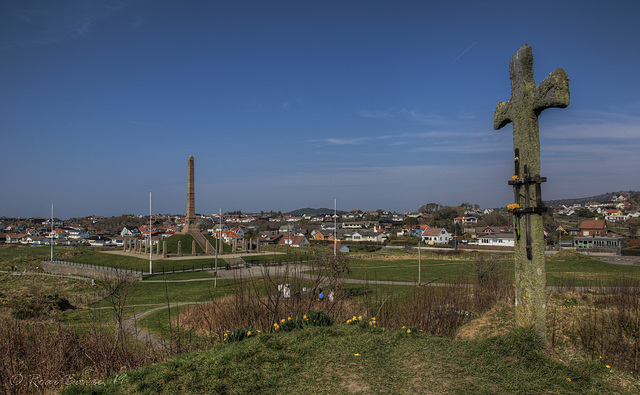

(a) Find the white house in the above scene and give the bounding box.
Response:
[278,235,310,247]
[68,229,90,240]
[121,226,140,237]
[421,228,452,245]
[473,233,515,247]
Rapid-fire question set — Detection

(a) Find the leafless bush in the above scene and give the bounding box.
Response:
[94,271,137,350]
[371,274,513,338]
[0,318,155,394]
[574,277,640,374]
[179,252,362,342]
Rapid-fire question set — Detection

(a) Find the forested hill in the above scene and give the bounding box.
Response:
[545,190,638,207]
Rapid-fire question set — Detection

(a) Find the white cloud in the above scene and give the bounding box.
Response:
[356,110,393,119]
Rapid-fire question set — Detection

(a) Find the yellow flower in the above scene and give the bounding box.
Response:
[507,203,520,211]
[354,353,361,357]
[407,329,412,334]
[303,315,307,320]
[288,317,292,321]
[247,331,252,336]
[566,378,571,382]
[358,315,363,321]
[512,175,518,181]
[402,326,406,329]
[606,365,610,369]
[280,319,286,324]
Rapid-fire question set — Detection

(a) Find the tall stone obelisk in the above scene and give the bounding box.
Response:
[183,155,197,232]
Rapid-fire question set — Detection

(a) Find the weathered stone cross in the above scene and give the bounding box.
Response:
[494,44,570,339]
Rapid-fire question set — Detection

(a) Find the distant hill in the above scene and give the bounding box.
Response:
[545,190,638,208]
[286,207,347,216]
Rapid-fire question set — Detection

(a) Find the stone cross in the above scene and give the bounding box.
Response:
[494,44,570,339]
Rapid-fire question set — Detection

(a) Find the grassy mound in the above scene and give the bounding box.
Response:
[63,325,638,394]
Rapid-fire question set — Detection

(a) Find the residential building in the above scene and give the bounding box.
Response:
[421,228,452,245]
[278,235,310,247]
[578,219,608,237]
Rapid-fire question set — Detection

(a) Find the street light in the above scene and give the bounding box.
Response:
[418,237,422,285]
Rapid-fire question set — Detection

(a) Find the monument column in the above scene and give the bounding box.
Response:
[183,155,197,232]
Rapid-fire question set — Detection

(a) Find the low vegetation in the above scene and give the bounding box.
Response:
[1,245,639,393]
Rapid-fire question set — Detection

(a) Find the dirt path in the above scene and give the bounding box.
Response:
[123,302,205,349]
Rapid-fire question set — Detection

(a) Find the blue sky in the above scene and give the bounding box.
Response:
[1,0,639,219]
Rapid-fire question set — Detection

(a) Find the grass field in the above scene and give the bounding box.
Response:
[3,244,640,393]
[62,323,639,394]
[345,249,640,286]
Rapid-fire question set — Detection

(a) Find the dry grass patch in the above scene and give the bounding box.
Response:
[456,302,514,340]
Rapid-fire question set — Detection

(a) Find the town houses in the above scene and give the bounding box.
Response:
[1,191,639,255]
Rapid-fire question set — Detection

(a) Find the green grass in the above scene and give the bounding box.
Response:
[89,279,234,307]
[203,234,233,253]
[546,250,640,286]
[346,256,481,283]
[63,324,638,394]
[58,305,157,327]
[163,234,205,255]
[52,249,227,273]
[144,270,218,281]
[344,250,640,286]
[136,304,207,345]
[0,245,76,270]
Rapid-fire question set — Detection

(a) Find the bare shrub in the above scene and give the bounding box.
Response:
[94,271,137,350]
[574,277,640,374]
[371,276,512,338]
[179,252,363,342]
[0,318,155,394]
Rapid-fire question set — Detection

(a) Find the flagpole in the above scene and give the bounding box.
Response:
[50,203,54,261]
[149,190,152,274]
[334,199,337,256]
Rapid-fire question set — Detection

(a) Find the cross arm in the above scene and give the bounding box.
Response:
[533,68,570,115]
[494,101,511,130]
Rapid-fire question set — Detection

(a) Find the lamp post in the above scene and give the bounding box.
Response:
[418,238,421,285]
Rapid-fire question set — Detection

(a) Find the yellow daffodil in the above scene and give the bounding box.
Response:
[354,353,360,357]
[407,329,412,334]
[247,331,252,336]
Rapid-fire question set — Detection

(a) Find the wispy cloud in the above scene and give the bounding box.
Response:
[0,2,128,51]
[280,98,305,110]
[356,107,468,125]
[356,110,393,119]
[323,137,367,145]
